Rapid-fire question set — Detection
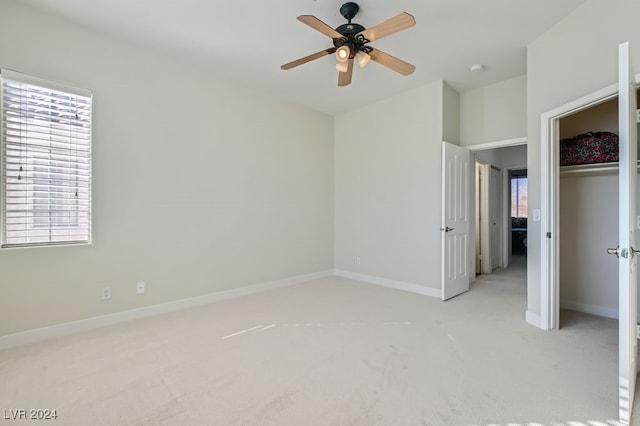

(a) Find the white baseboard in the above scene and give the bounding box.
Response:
[560,300,618,320]
[0,269,333,351]
[526,310,541,328]
[334,269,440,299]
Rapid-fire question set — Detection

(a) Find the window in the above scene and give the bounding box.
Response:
[1,69,92,248]
[511,174,527,218]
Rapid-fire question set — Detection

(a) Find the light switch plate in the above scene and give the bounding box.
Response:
[533,209,541,222]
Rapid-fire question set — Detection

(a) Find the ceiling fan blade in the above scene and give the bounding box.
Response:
[369,48,415,76]
[297,15,345,39]
[338,58,354,87]
[281,47,337,70]
[357,12,416,42]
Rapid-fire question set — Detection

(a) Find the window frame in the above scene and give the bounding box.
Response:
[0,69,93,249]
[510,175,528,219]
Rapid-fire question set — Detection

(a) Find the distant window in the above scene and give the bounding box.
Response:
[1,69,92,248]
[511,176,527,218]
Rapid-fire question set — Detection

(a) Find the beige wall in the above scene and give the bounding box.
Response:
[559,98,618,139]
[443,82,461,144]
[460,75,527,146]
[473,149,501,167]
[499,145,527,168]
[474,145,526,169]
[334,81,448,288]
[0,2,335,336]
[559,173,619,317]
[527,0,640,318]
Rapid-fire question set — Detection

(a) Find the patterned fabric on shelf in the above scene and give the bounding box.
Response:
[559,131,618,166]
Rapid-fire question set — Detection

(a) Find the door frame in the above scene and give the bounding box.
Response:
[539,76,640,331]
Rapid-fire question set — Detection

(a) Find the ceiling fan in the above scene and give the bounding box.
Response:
[281,2,416,87]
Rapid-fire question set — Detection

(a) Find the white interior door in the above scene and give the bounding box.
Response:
[617,41,638,424]
[489,167,501,270]
[479,163,492,274]
[442,142,471,300]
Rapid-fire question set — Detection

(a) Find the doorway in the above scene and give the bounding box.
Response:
[510,169,528,258]
[476,162,503,274]
[558,99,620,325]
[473,144,527,277]
[540,81,640,331]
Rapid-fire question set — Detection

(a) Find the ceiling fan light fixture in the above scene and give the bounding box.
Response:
[336,45,351,62]
[355,50,370,68]
[336,61,349,73]
[281,4,417,87]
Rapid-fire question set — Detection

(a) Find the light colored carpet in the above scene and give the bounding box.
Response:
[0,257,633,425]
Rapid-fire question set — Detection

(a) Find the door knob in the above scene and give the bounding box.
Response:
[607,246,620,258]
[440,227,454,232]
[607,246,640,259]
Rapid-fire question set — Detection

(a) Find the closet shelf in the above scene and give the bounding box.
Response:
[560,160,640,176]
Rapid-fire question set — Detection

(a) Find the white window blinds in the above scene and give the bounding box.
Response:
[1,69,92,248]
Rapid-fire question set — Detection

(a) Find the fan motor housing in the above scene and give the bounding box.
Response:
[335,23,365,36]
[333,23,369,57]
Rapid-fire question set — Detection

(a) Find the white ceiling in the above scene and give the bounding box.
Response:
[17,0,586,115]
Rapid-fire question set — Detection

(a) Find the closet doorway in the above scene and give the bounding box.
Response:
[558,98,621,325]
[541,85,640,330]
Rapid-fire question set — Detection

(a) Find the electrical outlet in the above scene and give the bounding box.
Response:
[102,287,111,301]
[356,257,361,265]
[136,282,145,295]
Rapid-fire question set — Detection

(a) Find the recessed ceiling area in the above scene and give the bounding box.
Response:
[16,0,587,115]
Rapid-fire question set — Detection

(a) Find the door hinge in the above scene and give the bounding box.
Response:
[546,232,552,239]
[637,324,640,339]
